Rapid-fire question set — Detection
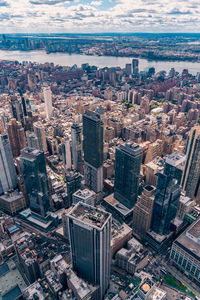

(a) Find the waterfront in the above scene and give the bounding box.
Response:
[0,50,200,75]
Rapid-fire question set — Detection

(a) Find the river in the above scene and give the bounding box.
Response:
[0,50,200,75]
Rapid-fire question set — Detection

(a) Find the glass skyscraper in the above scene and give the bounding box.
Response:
[151,172,181,235]
[181,126,200,201]
[83,110,104,193]
[114,142,142,209]
[19,148,50,217]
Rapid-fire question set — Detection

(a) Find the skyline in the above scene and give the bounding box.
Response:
[0,0,199,34]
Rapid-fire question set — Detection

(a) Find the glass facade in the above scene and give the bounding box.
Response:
[114,143,142,209]
[20,148,50,217]
[151,173,181,235]
[83,110,104,169]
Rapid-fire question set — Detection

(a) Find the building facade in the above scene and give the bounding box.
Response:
[0,134,17,195]
[114,142,142,209]
[67,202,111,299]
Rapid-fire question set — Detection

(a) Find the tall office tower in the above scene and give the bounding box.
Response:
[67,202,111,300]
[66,171,82,207]
[33,121,47,152]
[7,118,26,157]
[43,86,53,120]
[71,123,82,171]
[19,148,50,217]
[164,152,186,184]
[181,126,200,200]
[132,185,155,238]
[61,137,72,172]
[151,173,181,235]
[83,110,104,194]
[125,63,132,76]
[10,95,24,125]
[0,134,17,195]
[114,142,142,209]
[132,59,139,75]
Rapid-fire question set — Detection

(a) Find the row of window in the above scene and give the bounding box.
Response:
[171,249,200,280]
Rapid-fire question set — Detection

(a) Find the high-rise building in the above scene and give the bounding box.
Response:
[164,151,186,184]
[7,118,26,157]
[132,59,139,75]
[66,171,82,207]
[10,95,24,125]
[33,121,47,152]
[67,202,111,299]
[181,126,200,200]
[151,173,181,235]
[114,142,142,209]
[43,86,53,119]
[0,134,17,195]
[19,148,50,217]
[132,185,155,238]
[71,123,82,171]
[61,137,72,172]
[83,110,104,193]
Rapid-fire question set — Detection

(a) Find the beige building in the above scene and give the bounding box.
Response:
[132,185,155,239]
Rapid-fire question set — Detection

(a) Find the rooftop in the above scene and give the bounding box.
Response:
[73,189,95,200]
[120,142,142,157]
[175,217,200,259]
[68,202,111,229]
[165,151,186,167]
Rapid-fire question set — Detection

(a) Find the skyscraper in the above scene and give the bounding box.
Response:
[19,148,50,217]
[0,134,17,195]
[181,126,200,200]
[132,185,155,238]
[164,151,186,184]
[71,123,82,171]
[132,59,139,75]
[114,142,142,209]
[33,121,47,152]
[67,202,111,299]
[7,118,26,157]
[151,173,181,235]
[10,95,24,125]
[43,86,53,120]
[61,137,72,172]
[66,171,82,207]
[83,110,104,193]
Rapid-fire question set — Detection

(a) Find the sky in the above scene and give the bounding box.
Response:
[0,0,199,33]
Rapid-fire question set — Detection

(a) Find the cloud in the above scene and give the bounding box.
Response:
[91,1,102,6]
[168,8,192,14]
[0,0,9,6]
[30,0,71,5]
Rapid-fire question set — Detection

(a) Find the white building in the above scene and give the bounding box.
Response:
[43,86,53,119]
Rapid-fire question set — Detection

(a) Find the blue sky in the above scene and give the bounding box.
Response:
[0,0,198,33]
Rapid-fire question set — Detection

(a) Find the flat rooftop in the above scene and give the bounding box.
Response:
[104,194,133,217]
[175,218,200,260]
[68,202,111,229]
[0,260,27,300]
[120,142,142,157]
[165,151,186,167]
[73,189,95,199]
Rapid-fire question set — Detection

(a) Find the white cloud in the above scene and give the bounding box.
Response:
[0,0,199,33]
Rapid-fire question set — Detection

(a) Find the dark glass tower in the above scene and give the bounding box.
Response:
[83,110,104,193]
[164,152,186,184]
[181,126,200,200]
[71,123,82,171]
[66,171,82,207]
[19,148,50,217]
[151,173,181,235]
[114,142,142,209]
[83,110,103,168]
[68,202,111,300]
